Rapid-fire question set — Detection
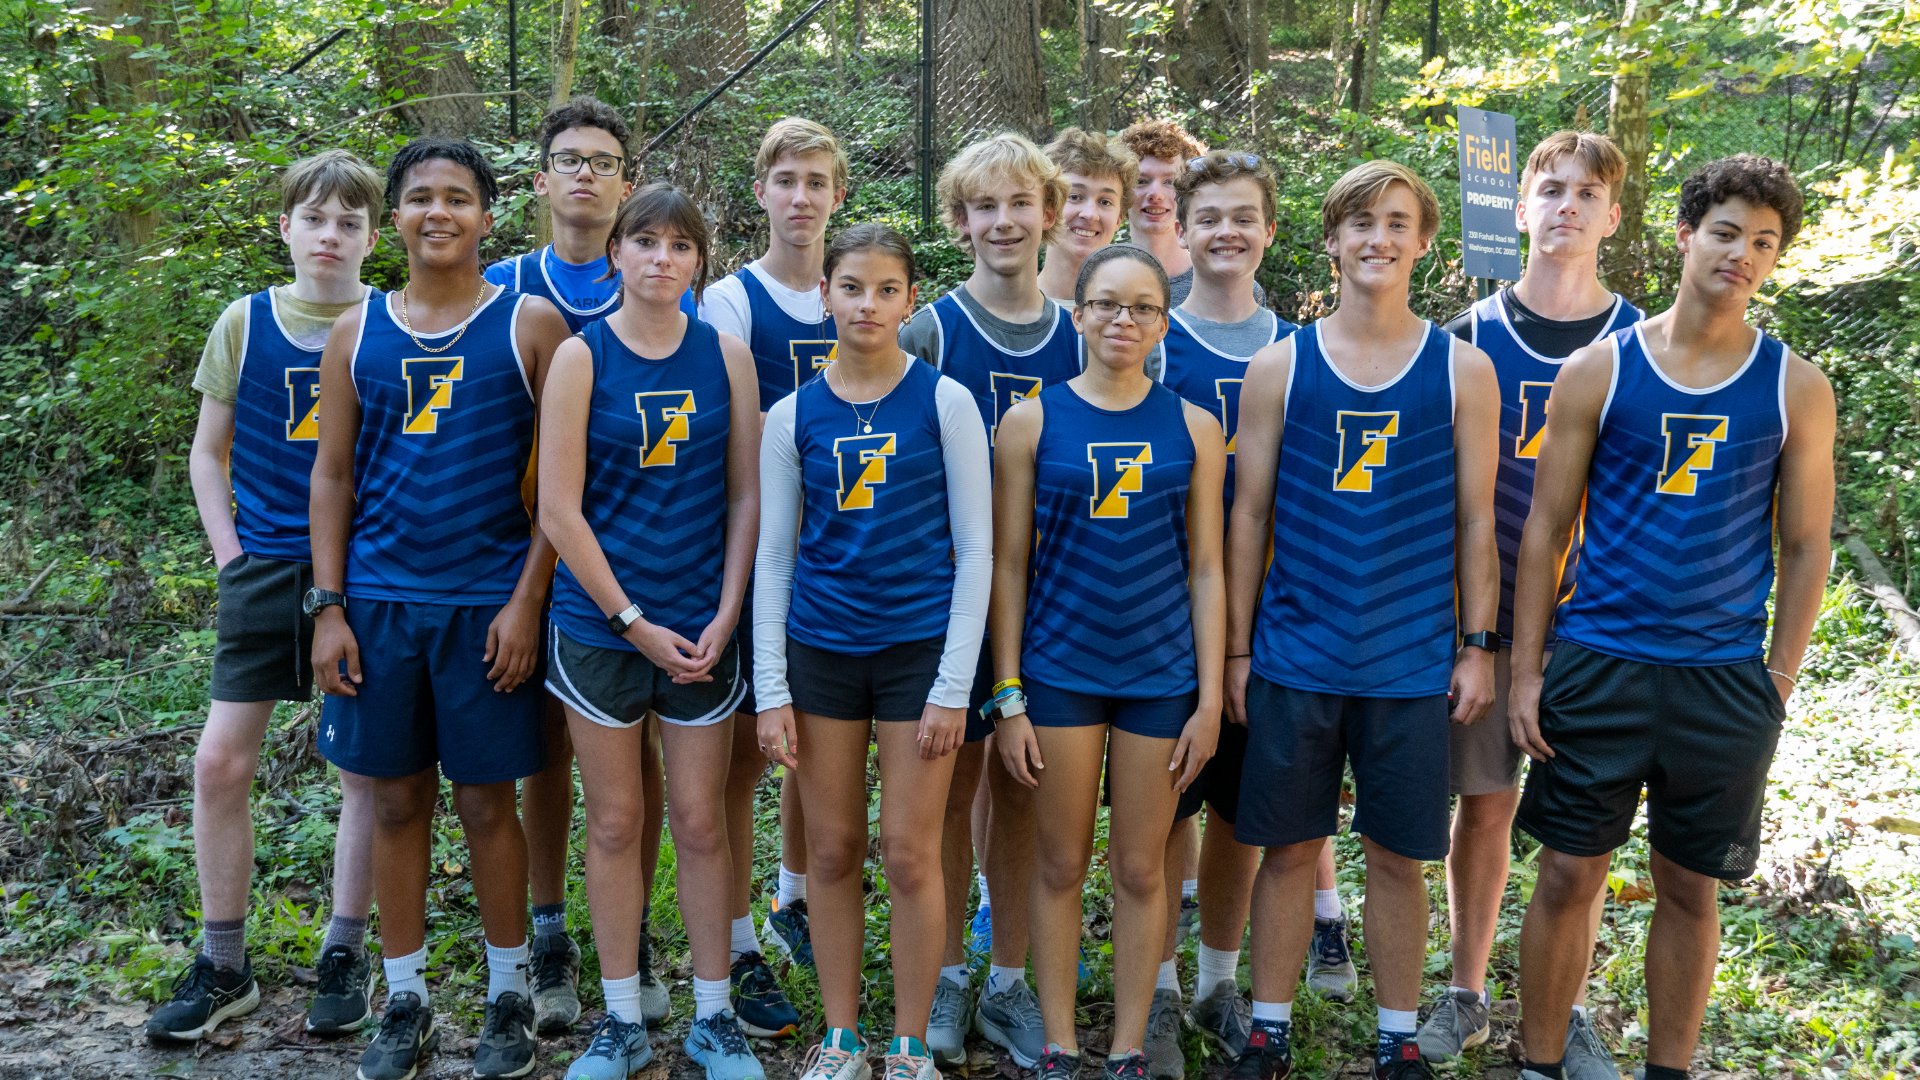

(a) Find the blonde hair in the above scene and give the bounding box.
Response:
[1321,160,1441,242]
[1117,118,1205,167]
[936,132,1068,249]
[1522,130,1628,204]
[1045,128,1139,197]
[1176,150,1277,227]
[754,117,850,194]
[281,149,384,220]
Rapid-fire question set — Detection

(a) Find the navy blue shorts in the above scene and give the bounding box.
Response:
[965,643,996,744]
[1025,678,1197,740]
[734,577,758,715]
[317,599,545,785]
[1232,674,1450,861]
[1176,719,1247,824]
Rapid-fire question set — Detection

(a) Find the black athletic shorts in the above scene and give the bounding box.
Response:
[1176,720,1248,824]
[546,625,744,728]
[1233,674,1451,860]
[211,553,315,703]
[1515,642,1786,880]
[734,577,758,715]
[786,635,943,722]
[965,642,995,744]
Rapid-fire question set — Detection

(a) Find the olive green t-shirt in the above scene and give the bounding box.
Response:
[190,286,368,405]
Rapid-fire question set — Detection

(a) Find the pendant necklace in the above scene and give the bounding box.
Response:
[830,361,891,434]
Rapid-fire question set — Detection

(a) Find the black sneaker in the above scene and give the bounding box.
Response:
[357,991,438,1080]
[729,950,800,1038]
[473,991,539,1079]
[1036,1048,1083,1080]
[1375,1040,1433,1079]
[1225,1022,1292,1080]
[306,944,374,1035]
[145,954,260,1043]
[1102,1050,1151,1080]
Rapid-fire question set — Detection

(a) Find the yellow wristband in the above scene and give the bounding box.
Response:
[990,677,1023,697]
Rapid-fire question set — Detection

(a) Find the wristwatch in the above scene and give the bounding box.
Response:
[1460,631,1498,653]
[302,588,346,618]
[606,603,644,636]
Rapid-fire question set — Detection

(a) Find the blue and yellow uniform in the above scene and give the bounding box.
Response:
[485,246,697,334]
[318,287,546,784]
[929,294,1082,447]
[1237,322,1461,860]
[734,267,837,411]
[1518,326,1792,880]
[1021,382,1199,737]
[1158,308,1296,517]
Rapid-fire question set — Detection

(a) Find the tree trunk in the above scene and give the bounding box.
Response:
[1078,0,1127,131]
[551,0,584,109]
[375,2,487,136]
[1166,0,1253,109]
[1039,0,1077,34]
[1335,0,1389,114]
[1603,0,1655,297]
[937,0,1049,140]
[94,0,162,248]
[630,0,665,138]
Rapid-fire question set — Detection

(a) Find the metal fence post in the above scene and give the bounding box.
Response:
[919,0,935,235]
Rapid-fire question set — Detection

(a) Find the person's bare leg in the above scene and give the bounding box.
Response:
[660,717,738,983]
[1197,814,1259,954]
[330,769,377,922]
[1028,724,1107,1051]
[1247,839,1320,1006]
[1315,837,1337,896]
[780,767,807,878]
[639,715,665,910]
[1160,822,1187,965]
[192,700,276,925]
[874,722,959,1041]
[453,780,530,950]
[792,711,873,1031]
[371,770,442,958]
[1517,847,1612,1066]
[970,741,991,901]
[1444,787,1522,993]
[985,751,1035,971]
[1178,814,1200,885]
[942,741,987,968]
[1643,851,1722,1072]
[523,696,573,910]
[1106,730,1183,1055]
[567,708,648,981]
[1359,839,1429,1014]
[724,706,764,921]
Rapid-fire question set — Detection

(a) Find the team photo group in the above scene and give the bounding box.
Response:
[151,92,1836,1080]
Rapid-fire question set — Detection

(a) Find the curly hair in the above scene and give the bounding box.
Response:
[1117,119,1205,167]
[537,97,633,177]
[1676,154,1803,250]
[385,138,499,211]
[1045,128,1139,196]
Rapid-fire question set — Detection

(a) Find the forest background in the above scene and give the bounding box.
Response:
[0,0,1917,1076]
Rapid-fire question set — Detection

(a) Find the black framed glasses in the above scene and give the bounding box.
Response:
[1080,298,1167,326]
[1188,152,1262,171]
[546,152,627,178]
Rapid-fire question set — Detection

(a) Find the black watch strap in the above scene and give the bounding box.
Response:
[302,588,346,618]
[1461,630,1498,652]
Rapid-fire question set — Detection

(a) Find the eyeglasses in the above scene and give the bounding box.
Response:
[1188,153,1262,171]
[1079,298,1167,325]
[546,152,627,178]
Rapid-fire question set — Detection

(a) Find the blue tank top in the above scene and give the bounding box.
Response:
[1158,308,1296,518]
[930,294,1081,445]
[346,289,537,605]
[787,359,955,654]
[551,317,734,649]
[736,267,837,411]
[231,288,376,562]
[1023,382,1197,698]
[1252,322,1459,698]
[1555,326,1787,666]
[1474,292,1643,643]
[486,247,698,333]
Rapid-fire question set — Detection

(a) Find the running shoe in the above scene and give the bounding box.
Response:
[1414,987,1489,1061]
[636,931,671,1023]
[686,1009,767,1080]
[1145,990,1185,1080]
[1177,895,1201,940]
[1305,916,1358,1003]
[1103,1050,1151,1080]
[1187,980,1253,1057]
[530,931,582,1034]
[730,950,800,1037]
[1374,1039,1433,1079]
[927,978,972,1065]
[356,991,437,1080]
[1035,1047,1082,1080]
[473,991,538,1078]
[1563,1010,1619,1080]
[566,1013,652,1079]
[1223,1021,1291,1080]
[145,954,260,1044]
[975,978,1047,1067]
[884,1036,938,1080]
[306,944,374,1035]
[764,897,814,968]
[799,1028,871,1080]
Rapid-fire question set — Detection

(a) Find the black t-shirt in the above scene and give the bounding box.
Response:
[1443,286,1619,359]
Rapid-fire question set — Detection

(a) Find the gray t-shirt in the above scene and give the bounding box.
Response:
[1148,307,1285,381]
[900,283,1064,365]
[1168,267,1267,309]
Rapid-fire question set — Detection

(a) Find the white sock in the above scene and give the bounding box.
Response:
[383,946,430,1007]
[987,965,1025,996]
[777,865,807,907]
[485,939,530,1003]
[730,915,761,960]
[1195,944,1239,999]
[1181,878,1198,900]
[976,872,992,910]
[603,973,642,1026]
[1377,1006,1418,1035]
[694,975,731,1021]
[940,964,969,988]
[1251,999,1291,1024]
[1450,983,1490,1006]
[1314,889,1342,920]
[1155,959,1179,992]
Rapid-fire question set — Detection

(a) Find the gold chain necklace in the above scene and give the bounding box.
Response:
[397,281,490,354]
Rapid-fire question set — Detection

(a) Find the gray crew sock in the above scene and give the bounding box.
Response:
[322,914,368,955]
[201,918,246,975]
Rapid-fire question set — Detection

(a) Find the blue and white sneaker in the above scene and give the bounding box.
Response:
[730,950,800,1038]
[686,1010,768,1080]
[565,1013,652,1079]
[763,898,814,968]
[801,1028,871,1080]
